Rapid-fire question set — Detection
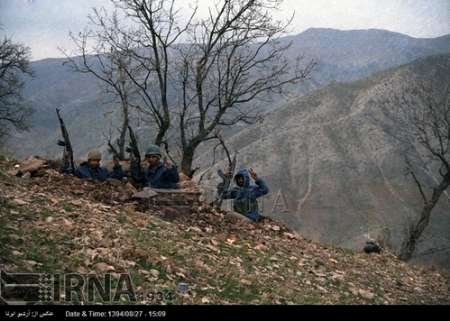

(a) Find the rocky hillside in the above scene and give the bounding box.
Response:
[1,156,449,304]
[194,54,450,272]
[4,28,450,159]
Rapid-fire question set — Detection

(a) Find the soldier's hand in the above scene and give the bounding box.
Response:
[249,168,258,180]
[63,150,69,160]
[163,157,173,169]
[224,169,232,177]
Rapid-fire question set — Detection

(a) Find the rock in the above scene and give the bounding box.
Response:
[15,156,48,177]
[283,232,298,239]
[72,189,85,195]
[132,187,158,199]
[187,226,202,233]
[94,262,115,272]
[316,285,328,293]
[331,273,345,281]
[311,270,327,278]
[61,218,74,226]
[69,200,83,206]
[13,198,28,205]
[150,269,160,278]
[24,260,39,268]
[139,269,150,276]
[359,289,375,300]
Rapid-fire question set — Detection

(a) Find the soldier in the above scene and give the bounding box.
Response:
[61,149,124,182]
[131,144,179,189]
[220,168,269,222]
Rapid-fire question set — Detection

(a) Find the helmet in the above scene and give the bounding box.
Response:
[145,144,162,157]
[87,149,102,161]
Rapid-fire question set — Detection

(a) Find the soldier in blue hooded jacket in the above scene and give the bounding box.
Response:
[221,168,269,222]
[130,144,180,189]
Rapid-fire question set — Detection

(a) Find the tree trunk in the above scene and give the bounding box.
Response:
[399,205,433,261]
[117,100,129,160]
[154,129,166,147]
[399,176,450,261]
[181,146,195,176]
[154,117,170,147]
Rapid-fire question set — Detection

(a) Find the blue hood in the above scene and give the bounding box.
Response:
[234,169,250,187]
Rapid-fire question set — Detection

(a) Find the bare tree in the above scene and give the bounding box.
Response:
[69,0,313,174]
[105,0,196,148]
[0,35,33,141]
[63,10,139,160]
[174,0,315,174]
[375,75,450,261]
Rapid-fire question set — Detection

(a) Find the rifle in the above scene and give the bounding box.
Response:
[107,139,122,161]
[56,108,75,174]
[215,152,237,208]
[126,125,142,181]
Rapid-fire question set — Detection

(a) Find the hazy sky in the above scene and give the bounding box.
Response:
[1,0,449,61]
